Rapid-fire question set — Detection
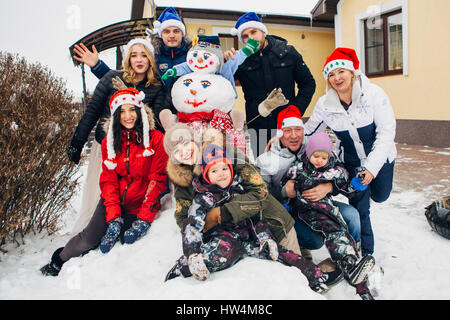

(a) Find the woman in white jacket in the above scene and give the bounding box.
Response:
[305,48,396,257]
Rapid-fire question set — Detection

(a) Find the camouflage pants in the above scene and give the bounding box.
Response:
[294,199,358,262]
[177,220,321,286]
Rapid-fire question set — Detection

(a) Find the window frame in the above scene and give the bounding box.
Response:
[363,9,403,77]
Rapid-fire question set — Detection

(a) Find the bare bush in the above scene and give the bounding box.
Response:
[0,51,82,247]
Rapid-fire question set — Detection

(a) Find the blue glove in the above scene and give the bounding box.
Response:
[124,219,151,244]
[100,217,123,254]
[282,203,291,213]
[351,167,368,191]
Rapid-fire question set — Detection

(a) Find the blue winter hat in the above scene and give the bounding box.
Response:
[230,12,268,43]
[152,7,186,37]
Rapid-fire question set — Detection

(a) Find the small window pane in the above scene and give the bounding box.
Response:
[219,36,235,53]
[366,18,384,74]
[388,13,403,71]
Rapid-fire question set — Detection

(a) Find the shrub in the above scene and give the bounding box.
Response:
[0,51,82,248]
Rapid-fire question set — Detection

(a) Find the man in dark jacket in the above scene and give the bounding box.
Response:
[228,12,316,156]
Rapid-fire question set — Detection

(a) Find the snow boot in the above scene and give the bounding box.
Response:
[339,254,375,285]
[188,253,210,281]
[309,266,330,294]
[40,247,65,276]
[100,217,123,254]
[124,219,151,244]
[356,279,375,300]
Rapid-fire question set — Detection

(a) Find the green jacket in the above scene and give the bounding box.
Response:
[168,145,294,243]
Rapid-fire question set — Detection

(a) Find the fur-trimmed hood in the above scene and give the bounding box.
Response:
[166,128,225,187]
[102,104,155,134]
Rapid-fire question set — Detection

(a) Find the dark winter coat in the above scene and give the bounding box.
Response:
[90,36,192,95]
[168,140,295,243]
[234,35,316,131]
[99,106,168,223]
[70,70,166,152]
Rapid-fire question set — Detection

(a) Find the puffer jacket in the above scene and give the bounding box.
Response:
[255,140,307,202]
[70,70,165,152]
[99,107,168,223]
[234,35,316,131]
[168,133,294,243]
[304,73,397,177]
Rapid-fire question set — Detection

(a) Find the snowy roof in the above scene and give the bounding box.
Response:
[153,0,320,18]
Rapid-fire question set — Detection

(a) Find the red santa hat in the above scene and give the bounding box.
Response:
[276,105,304,138]
[322,47,361,80]
[104,88,154,170]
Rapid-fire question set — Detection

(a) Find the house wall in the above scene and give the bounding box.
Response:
[338,0,450,147]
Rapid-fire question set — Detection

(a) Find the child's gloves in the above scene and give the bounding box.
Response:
[351,166,368,191]
[242,38,259,57]
[259,239,279,261]
[188,253,210,281]
[100,217,124,254]
[161,68,177,80]
[258,88,289,117]
[124,218,151,244]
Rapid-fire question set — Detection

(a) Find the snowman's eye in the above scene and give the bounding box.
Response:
[203,53,211,60]
[183,79,193,87]
[201,81,211,88]
[193,52,198,58]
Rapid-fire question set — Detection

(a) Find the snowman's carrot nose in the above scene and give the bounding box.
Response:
[198,58,203,63]
[190,89,197,95]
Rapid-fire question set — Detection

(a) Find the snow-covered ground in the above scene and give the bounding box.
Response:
[1,144,449,300]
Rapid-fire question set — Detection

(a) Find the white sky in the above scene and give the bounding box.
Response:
[0,0,319,101]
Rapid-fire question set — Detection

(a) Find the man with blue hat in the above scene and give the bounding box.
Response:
[227,12,317,157]
[73,7,191,95]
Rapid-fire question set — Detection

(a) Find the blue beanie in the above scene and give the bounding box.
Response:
[153,7,186,37]
[230,12,268,43]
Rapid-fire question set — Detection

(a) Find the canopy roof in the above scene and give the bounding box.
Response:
[68,18,154,66]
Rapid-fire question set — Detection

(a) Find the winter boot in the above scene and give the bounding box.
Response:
[309,266,329,294]
[300,248,313,260]
[355,279,375,300]
[124,219,151,244]
[339,254,375,285]
[188,253,210,281]
[100,217,123,254]
[40,247,65,276]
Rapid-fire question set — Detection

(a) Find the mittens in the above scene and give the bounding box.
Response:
[259,238,279,261]
[258,88,289,117]
[100,217,123,254]
[123,219,151,244]
[67,144,82,165]
[242,38,259,57]
[161,68,177,80]
[351,167,368,191]
[188,253,210,281]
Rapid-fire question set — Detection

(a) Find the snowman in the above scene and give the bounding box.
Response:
[160,35,257,153]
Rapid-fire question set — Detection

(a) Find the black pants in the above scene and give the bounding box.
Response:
[59,199,136,262]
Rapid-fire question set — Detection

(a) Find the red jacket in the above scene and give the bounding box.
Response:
[100,129,168,223]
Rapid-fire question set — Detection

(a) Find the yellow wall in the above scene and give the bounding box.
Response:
[340,0,450,121]
[185,23,335,118]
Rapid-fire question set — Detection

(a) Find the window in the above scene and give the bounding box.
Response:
[218,34,242,53]
[364,9,403,76]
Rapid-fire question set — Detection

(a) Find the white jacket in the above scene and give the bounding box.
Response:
[305,74,396,178]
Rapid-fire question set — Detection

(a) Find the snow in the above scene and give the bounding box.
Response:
[1,145,449,300]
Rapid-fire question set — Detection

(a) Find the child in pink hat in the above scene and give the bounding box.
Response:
[281,132,377,298]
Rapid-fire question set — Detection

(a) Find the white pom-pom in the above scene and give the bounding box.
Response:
[230,28,238,36]
[143,148,155,157]
[153,21,161,28]
[137,91,146,101]
[276,130,284,138]
[104,159,117,170]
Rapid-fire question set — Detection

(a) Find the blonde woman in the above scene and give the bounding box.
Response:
[68,38,166,234]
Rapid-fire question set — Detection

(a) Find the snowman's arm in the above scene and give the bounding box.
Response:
[221,49,247,79]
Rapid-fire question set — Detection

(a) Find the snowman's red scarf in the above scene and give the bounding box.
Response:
[178,111,214,123]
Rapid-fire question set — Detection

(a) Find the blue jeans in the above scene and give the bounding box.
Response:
[294,201,361,250]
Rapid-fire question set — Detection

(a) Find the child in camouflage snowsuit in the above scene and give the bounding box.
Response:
[281,132,375,288]
[166,143,333,294]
